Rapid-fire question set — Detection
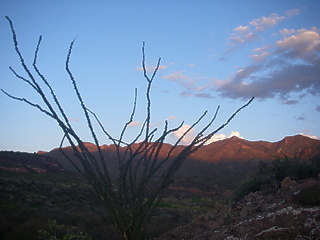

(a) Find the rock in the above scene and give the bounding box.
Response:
[281,177,297,189]
[240,206,249,217]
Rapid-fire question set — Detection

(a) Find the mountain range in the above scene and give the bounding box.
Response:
[1,134,319,175]
[41,134,320,165]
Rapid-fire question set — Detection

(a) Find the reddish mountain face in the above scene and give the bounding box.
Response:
[191,135,320,162]
[41,134,320,165]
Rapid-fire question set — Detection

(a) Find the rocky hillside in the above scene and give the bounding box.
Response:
[155,176,320,240]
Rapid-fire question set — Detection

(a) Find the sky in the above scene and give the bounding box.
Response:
[0,0,319,153]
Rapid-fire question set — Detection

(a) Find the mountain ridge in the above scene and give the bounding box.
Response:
[40,134,320,164]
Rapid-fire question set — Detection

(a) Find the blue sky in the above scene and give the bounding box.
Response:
[1,0,319,152]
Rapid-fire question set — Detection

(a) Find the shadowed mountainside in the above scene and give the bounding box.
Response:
[0,151,65,173]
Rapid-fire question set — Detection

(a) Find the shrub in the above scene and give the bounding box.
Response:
[38,220,91,240]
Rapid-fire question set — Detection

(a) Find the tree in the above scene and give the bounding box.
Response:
[2,16,254,240]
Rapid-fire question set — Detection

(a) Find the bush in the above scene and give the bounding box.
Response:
[273,156,319,181]
[38,220,91,240]
[234,156,320,201]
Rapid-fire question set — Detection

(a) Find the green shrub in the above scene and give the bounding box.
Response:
[273,156,319,181]
[38,220,91,240]
[234,156,320,201]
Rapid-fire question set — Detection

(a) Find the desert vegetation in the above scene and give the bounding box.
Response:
[234,156,320,200]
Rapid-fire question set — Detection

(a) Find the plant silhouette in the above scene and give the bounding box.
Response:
[2,16,254,240]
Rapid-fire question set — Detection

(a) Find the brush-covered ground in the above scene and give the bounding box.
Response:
[1,151,319,239]
[0,170,227,240]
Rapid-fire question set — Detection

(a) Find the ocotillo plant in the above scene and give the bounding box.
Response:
[2,16,254,240]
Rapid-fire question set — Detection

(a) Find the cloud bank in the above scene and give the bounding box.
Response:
[161,9,319,106]
[171,124,242,145]
[217,28,320,104]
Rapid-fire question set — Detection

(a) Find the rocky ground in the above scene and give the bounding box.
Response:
[155,176,320,240]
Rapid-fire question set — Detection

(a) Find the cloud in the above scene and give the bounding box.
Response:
[216,28,320,104]
[234,25,251,34]
[136,65,168,72]
[205,131,243,145]
[295,114,306,121]
[279,28,296,36]
[276,28,320,62]
[162,71,195,89]
[316,105,320,112]
[128,121,142,127]
[227,9,300,51]
[249,13,286,31]
[163,72,215,99]
[228,30,258,50]
[250,46,271,62]
[300,133,320,140]
[171,124,196,145]
[171,124,244,145]
[285,9,300,17]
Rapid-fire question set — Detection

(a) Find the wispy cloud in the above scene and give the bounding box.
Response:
[295,114,306,121]
[316,105,320,112]
[163,72,215,99]
[216,27,320,104]
[128,121,142,127]
[227,9,300,51]
[162,71,196,89]
[167,115,176,120]
[279,28,296,36]
[136,65,168,72]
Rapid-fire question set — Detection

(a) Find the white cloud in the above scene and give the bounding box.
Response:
[227,9,300,50]
[300,133,320,140]
[250,51,270,62]
[234,25,251,34]
[250,45,272,62]
[276,29,320,62]
[171,124,196,145]
[279,28,296,36]
[204,131,243,145]
[170,124,244,145]
[250,13,286,31]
